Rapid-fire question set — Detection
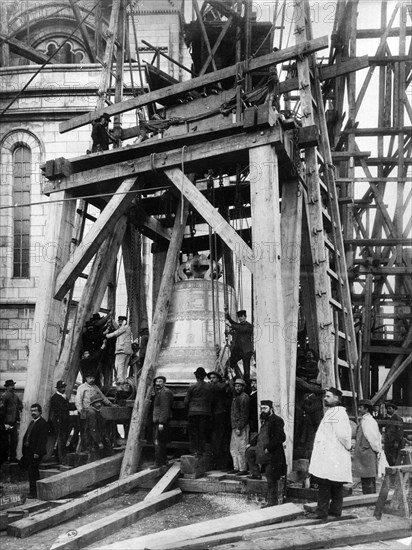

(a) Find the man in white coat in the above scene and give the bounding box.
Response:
[105,315,132,384]
[308,387,352,520]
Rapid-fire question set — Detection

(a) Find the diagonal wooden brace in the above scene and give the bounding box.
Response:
[163,168,254,272]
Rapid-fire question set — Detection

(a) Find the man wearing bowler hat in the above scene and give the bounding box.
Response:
[49,381,75,463]
[307,387,352,520]
[184,367,212,456]
[224,307,254,385]
[353,399,382,494]
[152,376,174,468]
[384,401,404,465]
[21,403,49,497]
[246,400,286,506]
[0,380,23,462]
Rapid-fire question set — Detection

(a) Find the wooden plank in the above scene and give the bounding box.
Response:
[50,489,182,550]
[281,179,303,469]
[143,517,360,550]
[43,126,286,195]
[97,502,302,550]
[211,516,412,550]
[59,37,328,133]
[8,467,161,538]
[54,177,138,300]
[164,168,254,272]
[0,33,57,64]
[120,199,190,477]
[304,492,393,512]
[37,453,124,501]
[144,463,181,501]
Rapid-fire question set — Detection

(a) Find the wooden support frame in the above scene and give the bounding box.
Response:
[59,36,329,132]
[164,168,254,272]
[120,198,190,477]
[249,144,289,462]
[54,177,138,301]
[280,179,303,468]
[53,217,127,394]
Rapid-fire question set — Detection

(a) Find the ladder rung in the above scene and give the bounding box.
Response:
[329,297,342,310]
[79,273,88,279]
[338,358,349,368]
[317,150,325,166]
[325,237,340,256]
[322,208,332,224]
[327,267,344,285]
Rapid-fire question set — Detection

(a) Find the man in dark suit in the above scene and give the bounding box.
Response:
[224,308,254,386]
[22,403,49,497]
[384,401,404,465]
[246,400,287,507]
[50,380,74,463]
[152,376,174,468]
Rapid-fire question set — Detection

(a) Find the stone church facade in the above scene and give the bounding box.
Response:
[0,0,188,388]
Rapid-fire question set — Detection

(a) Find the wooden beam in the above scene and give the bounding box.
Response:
[120,199,190,477]
[144,462,181,501]
[304,492,392,512]
[95,0,121,107]
[54,177,138,301]
[0,33,57,65]
[54,218,127,395]
[249,144,288,463]
[43,126,286,195]
[68,0,96,62]
[281,179,303,470]
[97,503,302,550]
[8,467,162,538]
[37,453,124,501]
[209,517,412,550]
[59,36,329,133]
[50,489,182,550]
[164,169,254,272]
[345,238,412,247]
[18,193,76,456]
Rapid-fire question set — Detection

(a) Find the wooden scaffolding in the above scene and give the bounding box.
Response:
[17,0,411,474]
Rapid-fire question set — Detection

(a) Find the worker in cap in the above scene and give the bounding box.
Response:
[224,306,254,386]
[353,398,382,494]
[151,375,173,469]
[246,399,287,507]
[184,365,212,456]
[228,378,249,475]
[307,387,352,520]
[104,315,133,385]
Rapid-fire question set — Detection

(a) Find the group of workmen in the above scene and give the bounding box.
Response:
[152,368,286,507]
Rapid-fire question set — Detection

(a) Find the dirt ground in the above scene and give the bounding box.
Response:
[0,473,408,550]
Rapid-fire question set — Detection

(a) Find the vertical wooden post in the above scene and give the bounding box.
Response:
[281,179,303,468]
[53,217,127,395]
[151,248,167,318]
[120,198,189,477]
[122,223,141,334]
[249,145,289,468]
[19,192,76,452]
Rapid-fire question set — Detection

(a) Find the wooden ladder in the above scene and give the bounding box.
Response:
[294,0,359,411]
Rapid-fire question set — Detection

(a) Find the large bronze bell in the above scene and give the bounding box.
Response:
[155,255,236,384]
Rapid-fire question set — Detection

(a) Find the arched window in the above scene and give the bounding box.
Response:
[13,146,31,278]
